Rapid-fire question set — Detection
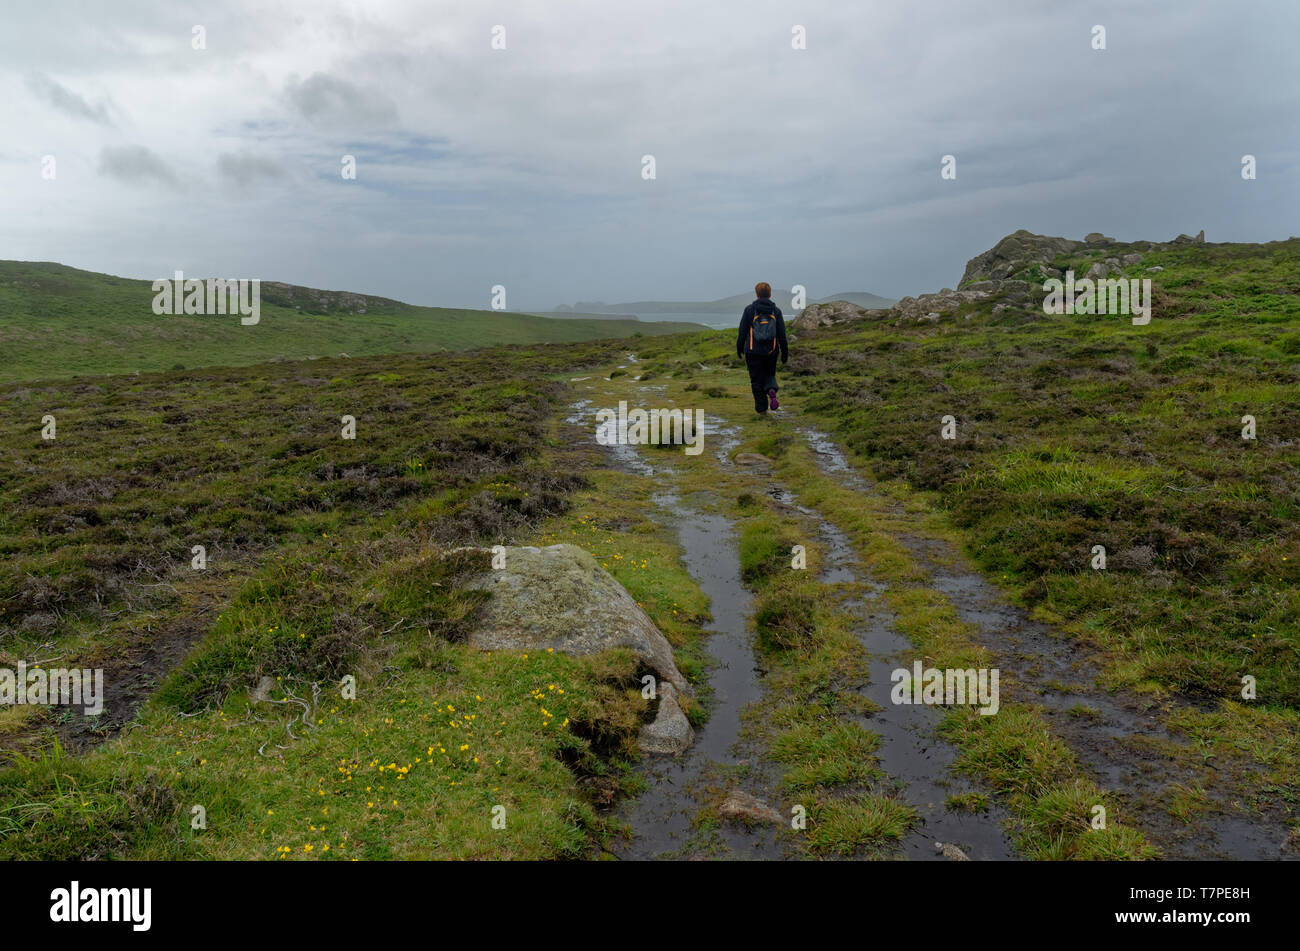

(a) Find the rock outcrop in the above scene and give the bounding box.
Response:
[960,230,1084,284]
[463,544,691,697]
[788,299,873,331]
[960,229,1202,286]
[786,228,1202,336]
[260,281,404,315]
[892,279,1036,324]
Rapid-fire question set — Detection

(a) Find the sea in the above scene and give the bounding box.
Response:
[632,312,737,330]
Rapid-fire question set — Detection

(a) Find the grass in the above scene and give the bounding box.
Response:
[0,348,586,731]
[0,335,717,858]
[782,240,1300,813]
[0,641,645,860]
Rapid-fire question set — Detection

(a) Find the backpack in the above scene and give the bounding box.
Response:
[748,306,778,355]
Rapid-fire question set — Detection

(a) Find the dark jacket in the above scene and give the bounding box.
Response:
[737,298,788,361]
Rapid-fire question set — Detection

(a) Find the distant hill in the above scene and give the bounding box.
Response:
[556,289,897,315]
[0,262,709,383]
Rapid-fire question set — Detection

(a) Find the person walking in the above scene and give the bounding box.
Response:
[736,282,788,414]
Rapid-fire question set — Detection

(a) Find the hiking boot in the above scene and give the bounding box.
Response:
[768,388,779,411]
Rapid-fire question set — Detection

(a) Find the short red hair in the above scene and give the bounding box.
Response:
[755,282,771,299]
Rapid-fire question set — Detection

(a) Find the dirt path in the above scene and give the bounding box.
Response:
[567,397,786,858]
[570,380,1015,859]
[613,493,786,859]
[573,364,1292,859]
[769,471,1018,859]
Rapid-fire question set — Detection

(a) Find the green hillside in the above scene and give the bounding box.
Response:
[0,261,702,383]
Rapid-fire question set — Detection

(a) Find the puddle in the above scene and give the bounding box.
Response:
[710,423,743,467]
[798,426,874,492]
[610,496,783,860]
[800,494,1017,860]
[850,599,1018,860]
[564,399,594,426]
[566,399,657,477]
[571,398,785,859]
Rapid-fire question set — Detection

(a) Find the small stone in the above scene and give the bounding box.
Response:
[718,790,784,825]
[936,841,971,861]
[638,682,694,755]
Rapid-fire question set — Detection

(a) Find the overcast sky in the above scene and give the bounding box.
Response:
[2,0,1297,310]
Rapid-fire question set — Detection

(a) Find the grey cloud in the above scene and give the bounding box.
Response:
[98,145,179,187]
[284,73,397,127]
[7,0,1297,310]
[26,72,113,125]
[217,151,288,187]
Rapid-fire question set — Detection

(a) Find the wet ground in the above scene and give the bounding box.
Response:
[611,494,786,859]
[569,389,1292,861]
[797,424,1294,860]
[768,470,1017,860]
[572,396,1017,859]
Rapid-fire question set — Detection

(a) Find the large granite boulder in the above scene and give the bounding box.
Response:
[463,544,691,696]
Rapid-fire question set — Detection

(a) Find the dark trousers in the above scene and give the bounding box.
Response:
[745,352,779,413]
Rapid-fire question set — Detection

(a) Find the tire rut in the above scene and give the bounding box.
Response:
[794,423,1295,860]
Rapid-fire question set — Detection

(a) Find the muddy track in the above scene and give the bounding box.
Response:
[795,424,1295,860]
[566,399,787,858]
[46,573,239,753]
[575,366,1293,859]
[762,475,1017,860]
[619,493,786,859]
[572,390,1016,859]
